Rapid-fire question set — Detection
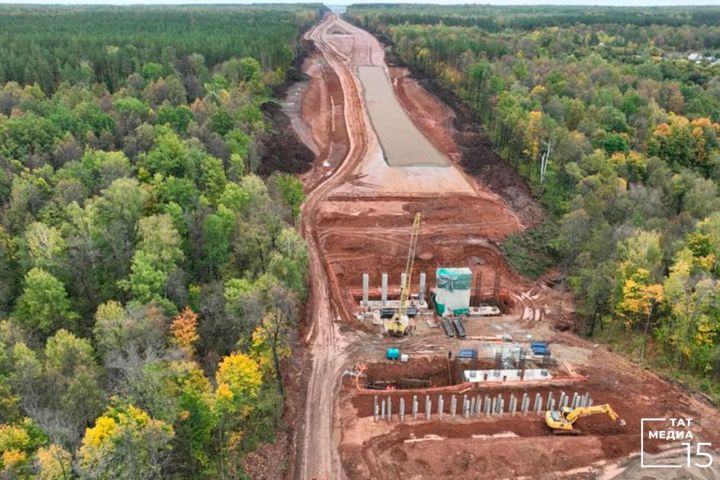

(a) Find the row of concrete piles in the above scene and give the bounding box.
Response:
[362,272,427,307]
[373,390,593,422]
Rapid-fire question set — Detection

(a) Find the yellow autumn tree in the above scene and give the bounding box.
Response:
[250,312,292,374]
[690,117,720,166]
[170,306,200,356]
[0,423,31,455]
[617,230,663,281]
[439,63,462,88]
[616,268,664,329]
[415,47,431,66]
[0,419,45,477]
[215,353,262,404]
[530,85,546,98]
[36,444,72,480]
[212,353,264,476]
[524,110,543,160]
[695,316,719,351]
[78,405,174,479]
[610,151,647,181]
[1,449,27,474]
[661,248,720,370]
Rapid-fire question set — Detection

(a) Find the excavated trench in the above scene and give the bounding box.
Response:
[360,356,561,391]
[342,367,673,480]
[364,357,458,389]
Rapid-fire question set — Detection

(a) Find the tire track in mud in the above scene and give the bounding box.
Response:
[296,14,372,480]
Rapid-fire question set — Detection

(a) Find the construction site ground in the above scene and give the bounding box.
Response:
[287,13,720,480]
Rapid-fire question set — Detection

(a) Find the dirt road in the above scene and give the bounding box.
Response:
[296,15,371,480]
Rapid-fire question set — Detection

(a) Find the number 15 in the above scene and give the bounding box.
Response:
[682,442,714,468]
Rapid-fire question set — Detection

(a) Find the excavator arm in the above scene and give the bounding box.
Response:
[565,404,622,424]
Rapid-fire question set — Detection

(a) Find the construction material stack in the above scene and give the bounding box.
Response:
[531,341,550,356]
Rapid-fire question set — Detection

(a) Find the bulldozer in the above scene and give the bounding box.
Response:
[387,213,421,337]
[545,404,626,434]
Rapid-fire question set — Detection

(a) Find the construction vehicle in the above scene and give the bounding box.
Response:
[388,213,421,336]
[545,404,626,434]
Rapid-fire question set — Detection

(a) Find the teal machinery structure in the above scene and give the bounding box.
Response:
[433,267,472,316]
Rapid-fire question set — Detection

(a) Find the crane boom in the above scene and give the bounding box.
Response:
[388,213,421,336]
[399,212,421,318]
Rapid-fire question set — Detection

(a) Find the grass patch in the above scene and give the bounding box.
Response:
[501,222,559,278]
[592,320,720,404]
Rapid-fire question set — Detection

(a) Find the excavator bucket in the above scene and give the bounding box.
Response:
[618,419,627,426]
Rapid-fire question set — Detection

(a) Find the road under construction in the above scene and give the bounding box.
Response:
[287,13,720,480]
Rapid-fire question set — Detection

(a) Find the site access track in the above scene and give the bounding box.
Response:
[295,13,528,480]
[296,14,368,480]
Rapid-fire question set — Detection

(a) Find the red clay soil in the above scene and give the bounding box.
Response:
[354,354,573,393]
[351,373,674,440]
[292,15,573,478]
[340,344,720,479]
[294,14,377,480]
[290,13,720,480]
[342,426,614,479]
[325,230,528,321]
[364,356,457,387]
[295,40,350,192]
[302,23,535,329]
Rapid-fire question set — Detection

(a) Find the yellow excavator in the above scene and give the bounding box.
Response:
[388,213,421,337]
[545,404,626,434]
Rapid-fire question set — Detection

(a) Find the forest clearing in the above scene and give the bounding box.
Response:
[0,4,719,480]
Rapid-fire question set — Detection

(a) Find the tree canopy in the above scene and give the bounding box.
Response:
[0,4,318,478]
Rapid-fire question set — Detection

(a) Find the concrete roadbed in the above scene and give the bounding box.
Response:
[358,65,449,167]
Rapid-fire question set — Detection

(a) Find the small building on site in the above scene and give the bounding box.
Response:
[434,267,472,316]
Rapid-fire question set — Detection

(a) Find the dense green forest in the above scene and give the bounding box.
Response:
[347,4,720,31]
[0,5,319,93]
[347,5,720,398]
[0,5,320,478]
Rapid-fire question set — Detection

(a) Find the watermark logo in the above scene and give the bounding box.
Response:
[641,417,714,469]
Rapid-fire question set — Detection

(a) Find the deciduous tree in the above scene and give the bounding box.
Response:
[78,405,174,480]
[13,268,77,335]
